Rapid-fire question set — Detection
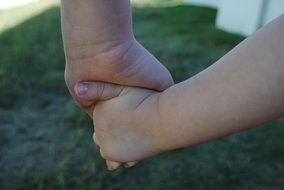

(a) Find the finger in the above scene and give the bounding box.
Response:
[106,160,122,171]
[74,81,102,112]
[75,81,124,101]
[124,161,138,168]
[74,81,125,115]
[65,78,94,117]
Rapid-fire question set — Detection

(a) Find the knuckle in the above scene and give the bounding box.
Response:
[93,82,105,100]
[99,142,116,160]
[100,149,110,160]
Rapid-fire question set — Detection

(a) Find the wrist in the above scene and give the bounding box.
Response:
[61,0,134,54]
[146,92,180,154]
[155,85,186,152]
[64,36,136,63]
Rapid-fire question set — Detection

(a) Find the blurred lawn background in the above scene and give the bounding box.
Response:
[1,0,284,189]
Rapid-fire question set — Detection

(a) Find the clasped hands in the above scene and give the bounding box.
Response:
[65,38,174,170]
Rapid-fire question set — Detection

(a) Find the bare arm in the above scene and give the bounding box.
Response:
[158,15,284,150]
[78,15,284,168]
[61,0,133,54]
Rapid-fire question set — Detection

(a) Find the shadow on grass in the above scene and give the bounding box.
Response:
[0,4,284,190]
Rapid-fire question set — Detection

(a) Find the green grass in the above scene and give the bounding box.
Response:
[1,2,284,190]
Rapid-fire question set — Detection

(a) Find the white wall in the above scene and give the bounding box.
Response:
[264,0,284,24]
[185,0,284,36]
[216,0,263,36]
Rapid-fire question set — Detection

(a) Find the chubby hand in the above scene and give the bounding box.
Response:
[65,39,174,116]
[76,82,168,170]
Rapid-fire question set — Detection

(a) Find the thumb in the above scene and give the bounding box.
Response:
[74,81,124,116]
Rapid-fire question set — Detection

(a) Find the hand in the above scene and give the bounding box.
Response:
[62,0,174,170]
[65,38,174,116]
[79,82,169,169]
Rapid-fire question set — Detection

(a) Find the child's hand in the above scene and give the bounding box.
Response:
[81,82,168,169]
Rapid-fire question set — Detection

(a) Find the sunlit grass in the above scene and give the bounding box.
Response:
[0,0,58,33]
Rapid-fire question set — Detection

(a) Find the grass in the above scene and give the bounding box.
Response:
[132,0,184,7]
[0,2,284,190]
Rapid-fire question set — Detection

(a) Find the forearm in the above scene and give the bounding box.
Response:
[61,0,133,56]
[159,15,284,150]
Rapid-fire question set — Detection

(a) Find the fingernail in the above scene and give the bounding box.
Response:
[76,82,89,96]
